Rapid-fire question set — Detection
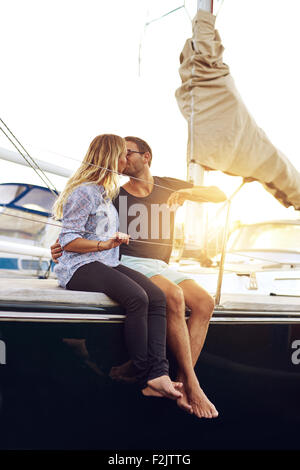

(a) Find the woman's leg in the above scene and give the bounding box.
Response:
[67,262,151,387]
[114,264,183,399]
[67,262,182,399]
[115,264,169,382]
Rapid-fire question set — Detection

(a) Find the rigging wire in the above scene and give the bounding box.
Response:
[11,142,241,211]
[0,212,291,267]
[0,118,240,246]
[138,2,191,76]
[0,211,175,248]
[0,118,248,250]
[0,118,58,198]
[0,181,246,253]
[144,5,186,27]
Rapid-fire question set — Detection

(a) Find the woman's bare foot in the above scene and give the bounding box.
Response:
[141,386,164,397]
[185,378,218,418]
[142,375,183,400]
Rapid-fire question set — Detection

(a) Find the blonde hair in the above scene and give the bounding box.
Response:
[53,134,126,220]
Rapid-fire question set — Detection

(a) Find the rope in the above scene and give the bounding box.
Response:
[138,2,191,76]
[145,5,185,27]
[227,251,297,267]
[0,211,292,266]
[0,180,246,253]
[0,118,58,197]
[0,181,244,252]
[0,211,175,248]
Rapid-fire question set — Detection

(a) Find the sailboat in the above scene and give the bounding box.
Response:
[0,0,299,450]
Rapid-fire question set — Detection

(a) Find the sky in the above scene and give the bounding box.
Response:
[1,0,300,226]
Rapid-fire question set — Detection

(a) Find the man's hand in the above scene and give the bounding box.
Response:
[167,190,188,207]
[167,186,227,207]
[51,239,63,264]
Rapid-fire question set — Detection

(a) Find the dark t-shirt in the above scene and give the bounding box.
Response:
[113,176,193,263]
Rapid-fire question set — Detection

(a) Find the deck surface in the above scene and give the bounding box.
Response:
[1,278,300,314]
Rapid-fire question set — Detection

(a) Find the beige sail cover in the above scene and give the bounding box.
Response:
[175,10,300,209]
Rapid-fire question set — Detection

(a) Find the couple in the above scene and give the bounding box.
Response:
[53,133,226,418]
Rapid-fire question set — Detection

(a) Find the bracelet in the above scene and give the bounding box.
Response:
[97,241,102,251]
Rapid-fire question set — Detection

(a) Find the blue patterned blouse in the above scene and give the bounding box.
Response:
[54,183,120,288]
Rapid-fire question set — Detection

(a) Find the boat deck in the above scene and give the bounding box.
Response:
[0,278,300,324]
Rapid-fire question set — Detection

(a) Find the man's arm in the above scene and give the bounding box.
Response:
[50,233,130,262]
[167,186,227,207]
[51,239,62,263]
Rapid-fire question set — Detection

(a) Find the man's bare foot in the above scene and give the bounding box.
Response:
[176,385,193,414]
[109,360,138,384]
[142,375,183,400]
[185,378,218,419]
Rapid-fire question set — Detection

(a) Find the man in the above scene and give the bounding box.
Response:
[51,136,226,419]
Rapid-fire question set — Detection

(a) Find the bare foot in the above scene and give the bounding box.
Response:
[141,386,164,397]
[142,375,183,400]
[185,379,218,419]
[176,385,193,414]
[109,360,138,384]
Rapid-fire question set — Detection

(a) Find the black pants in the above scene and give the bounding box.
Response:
[66,261,169,388]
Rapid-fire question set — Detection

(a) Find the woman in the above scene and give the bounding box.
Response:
[53,134,182,400]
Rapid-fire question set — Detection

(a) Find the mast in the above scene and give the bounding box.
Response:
[184,0,213,257]
[197,0,214,13]
[187,0,231,306]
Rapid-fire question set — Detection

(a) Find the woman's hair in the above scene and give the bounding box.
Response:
[53,134,126,220]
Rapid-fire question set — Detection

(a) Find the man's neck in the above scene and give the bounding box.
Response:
[123,169,154,197]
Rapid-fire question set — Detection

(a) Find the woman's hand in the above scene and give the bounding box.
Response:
[101,232,130,250]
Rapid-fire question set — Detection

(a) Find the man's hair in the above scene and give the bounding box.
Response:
[125,136,152,167]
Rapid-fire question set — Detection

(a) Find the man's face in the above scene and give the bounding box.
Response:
[117,148,128,174]
[124,141,146,177]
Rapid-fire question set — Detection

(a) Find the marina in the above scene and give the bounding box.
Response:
[0,0,300,451]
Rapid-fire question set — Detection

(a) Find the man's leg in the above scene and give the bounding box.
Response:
[178,279,215,367]
[150,275,218,419]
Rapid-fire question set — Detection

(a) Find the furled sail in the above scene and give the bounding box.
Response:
[175,9,300,210]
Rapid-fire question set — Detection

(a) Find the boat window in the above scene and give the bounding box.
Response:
[229,224,300,252]
[0,208,46,240]
[20,259,49,270]
[0,184,26,204]
[14,187,57,214]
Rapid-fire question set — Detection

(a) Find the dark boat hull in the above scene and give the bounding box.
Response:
[0,305,299,450]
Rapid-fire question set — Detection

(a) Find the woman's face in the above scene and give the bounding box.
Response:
[118,149,128,174]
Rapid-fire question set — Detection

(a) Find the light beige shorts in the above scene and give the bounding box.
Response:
[120,255,193,285]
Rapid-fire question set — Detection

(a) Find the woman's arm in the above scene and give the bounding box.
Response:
[64,232,129,253]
